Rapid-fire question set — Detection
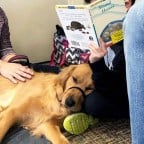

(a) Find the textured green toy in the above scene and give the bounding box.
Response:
[63,113,99,135]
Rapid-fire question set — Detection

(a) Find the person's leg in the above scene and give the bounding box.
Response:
[2,126,51,144]
[83,90,129,118]
[124,1,144,143]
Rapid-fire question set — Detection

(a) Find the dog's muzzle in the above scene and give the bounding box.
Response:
[65,87,86,107]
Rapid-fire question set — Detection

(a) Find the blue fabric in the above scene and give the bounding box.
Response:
[2,126,51,144]
[124,1,144,143]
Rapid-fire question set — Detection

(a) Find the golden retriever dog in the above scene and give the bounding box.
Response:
[0,63,94,144]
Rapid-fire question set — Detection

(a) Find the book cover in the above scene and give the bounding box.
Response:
[56,0,126,49]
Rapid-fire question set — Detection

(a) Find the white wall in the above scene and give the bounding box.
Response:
[68,0,85,4]
[0,0,84,63]
[0,0,68,63]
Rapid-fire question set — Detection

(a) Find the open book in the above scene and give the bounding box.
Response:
[56,0,126,50]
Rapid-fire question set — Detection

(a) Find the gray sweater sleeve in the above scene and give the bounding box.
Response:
[0,7,15,58]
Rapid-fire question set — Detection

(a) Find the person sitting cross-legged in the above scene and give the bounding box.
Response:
[63,0,136,135]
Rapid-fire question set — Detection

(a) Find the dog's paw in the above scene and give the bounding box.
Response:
[0,133,3,143]
[31,131,42,138]
[60,135,70,144]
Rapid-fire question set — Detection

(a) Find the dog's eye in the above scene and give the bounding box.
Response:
[72,76,78,83]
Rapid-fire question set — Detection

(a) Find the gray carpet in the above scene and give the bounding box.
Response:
[66,118,131,144]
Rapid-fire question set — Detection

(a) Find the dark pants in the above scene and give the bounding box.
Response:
[83,90,129,118]
[2,126,50,144]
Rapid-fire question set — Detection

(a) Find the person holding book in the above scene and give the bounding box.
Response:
[124,0,144,143]
[63,0,136,135]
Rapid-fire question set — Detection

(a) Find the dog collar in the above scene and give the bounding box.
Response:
[67,86,86,99]
[56,86,86,104]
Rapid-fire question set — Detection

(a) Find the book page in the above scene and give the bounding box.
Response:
[56,6,99,50]
[90,0,126,46]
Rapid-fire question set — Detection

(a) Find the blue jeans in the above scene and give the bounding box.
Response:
[124,1,144,143]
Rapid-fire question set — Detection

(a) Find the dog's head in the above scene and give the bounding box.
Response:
[56,63,94,112]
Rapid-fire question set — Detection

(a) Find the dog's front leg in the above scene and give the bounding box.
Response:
[0,109,17,142]
[33,121,70,144]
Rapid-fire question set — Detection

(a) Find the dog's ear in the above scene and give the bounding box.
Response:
[54,84,64,102]
[54,65,76,101]
[55,65,76,90]
[59,65,76,85]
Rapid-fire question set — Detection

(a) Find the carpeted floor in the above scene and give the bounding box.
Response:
[65,118,131,144]
[2,119,131,144]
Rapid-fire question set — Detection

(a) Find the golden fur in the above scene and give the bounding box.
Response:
[0,63,94,144]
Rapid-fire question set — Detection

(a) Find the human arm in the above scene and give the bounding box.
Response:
[88,40,126,94]
[0,7,34,83]
[0,7,15,58]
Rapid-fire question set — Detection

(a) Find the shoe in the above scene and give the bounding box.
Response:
[63,113,98,135]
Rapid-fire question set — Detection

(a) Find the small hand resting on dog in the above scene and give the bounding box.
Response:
[0,59,34,84]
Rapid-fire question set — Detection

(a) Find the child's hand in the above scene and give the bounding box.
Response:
[89,38,108,63]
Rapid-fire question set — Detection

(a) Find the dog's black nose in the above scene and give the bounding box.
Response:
[65,96,75,107]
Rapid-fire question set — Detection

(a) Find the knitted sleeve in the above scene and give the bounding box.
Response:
[0,7,15,59]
